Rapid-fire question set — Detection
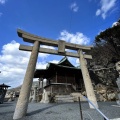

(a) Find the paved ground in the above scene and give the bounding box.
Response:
[0,101,120,120]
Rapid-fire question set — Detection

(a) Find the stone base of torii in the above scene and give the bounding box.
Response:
[13,29,98,120]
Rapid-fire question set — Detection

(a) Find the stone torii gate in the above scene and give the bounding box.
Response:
[13,29,98,120]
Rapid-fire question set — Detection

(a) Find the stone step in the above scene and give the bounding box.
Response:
[70,92,86,101]
[55,95,74,103]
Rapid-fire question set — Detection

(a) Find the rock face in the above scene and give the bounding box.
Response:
[95,83,117,101]
[84,58,120,102]
[88,60,118,86]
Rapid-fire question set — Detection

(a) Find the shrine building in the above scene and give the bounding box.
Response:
[34,57,99,100]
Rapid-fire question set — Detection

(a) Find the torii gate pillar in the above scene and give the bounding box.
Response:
[78,49,98,108]
[13,41,40,119]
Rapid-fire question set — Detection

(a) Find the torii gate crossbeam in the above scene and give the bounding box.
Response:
[13,29,98,120]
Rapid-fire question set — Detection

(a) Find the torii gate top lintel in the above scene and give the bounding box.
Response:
[17,29,93,52]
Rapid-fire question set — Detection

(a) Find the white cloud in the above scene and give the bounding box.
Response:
[96,9,101,16]
[41,45,55,49]
[76,58,80,64]
[0,12,2,17]
[36,59,59,69]
[0,41,49,88]
[70,2,79,12]
[96,0,117,19]
[38,45,55,59]
[58,30,90,67]
[58,30,90,45]
[0,0,7,4]
[38,53,49,59]
[67,57,79,67]
[50,60,59,64]
[36,62,47,69]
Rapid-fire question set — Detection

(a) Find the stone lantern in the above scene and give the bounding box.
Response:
[0,83,10,104]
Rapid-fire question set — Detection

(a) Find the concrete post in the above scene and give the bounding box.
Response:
[32,84,37,102]
[13,41,40,119]
[78,49,98,109]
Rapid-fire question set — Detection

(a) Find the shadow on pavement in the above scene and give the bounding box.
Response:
[27,103,66,116]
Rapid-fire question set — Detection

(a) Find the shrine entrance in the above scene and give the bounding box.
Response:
[13,29,98,120]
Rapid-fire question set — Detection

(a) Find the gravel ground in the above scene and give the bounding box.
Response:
[0,101,120,120]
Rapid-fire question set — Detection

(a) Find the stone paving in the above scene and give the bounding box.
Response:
[0,101,120,120]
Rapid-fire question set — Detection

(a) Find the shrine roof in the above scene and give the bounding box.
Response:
[57,56,74,67]
[34,57,81,78]
[46,62,79,70]
[0,83,11,88]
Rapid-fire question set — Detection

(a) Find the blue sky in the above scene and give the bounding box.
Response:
[0,0,119,88]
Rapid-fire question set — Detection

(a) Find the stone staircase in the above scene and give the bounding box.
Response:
[54,93,86,103]
[54,83,86,103]
[55,95,74,103]
[70,92,86,101]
